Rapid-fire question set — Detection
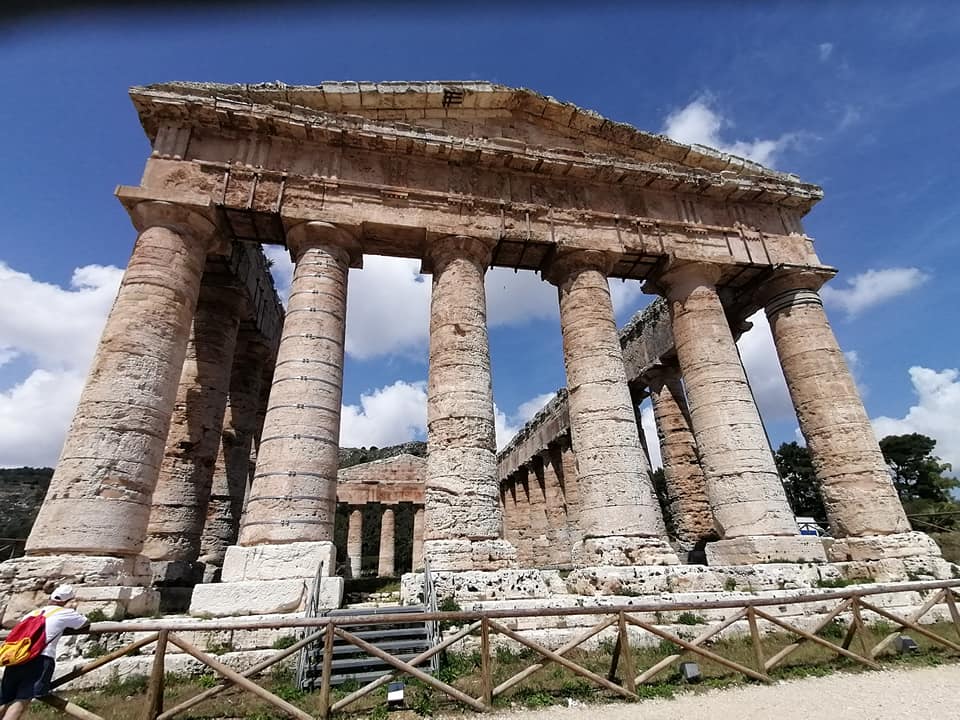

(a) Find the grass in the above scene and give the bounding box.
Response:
[33,620,960,719]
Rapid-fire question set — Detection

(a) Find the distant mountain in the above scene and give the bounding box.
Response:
[338,441,427,469]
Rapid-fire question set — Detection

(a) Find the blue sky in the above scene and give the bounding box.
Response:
[0,2,957,473]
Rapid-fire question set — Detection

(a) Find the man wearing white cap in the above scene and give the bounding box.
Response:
[0,585,88,719]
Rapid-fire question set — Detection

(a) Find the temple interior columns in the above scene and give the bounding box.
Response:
[656,261,825,565]
[144,278,245,587]
[422,235,517,571]
[198,331,273,582]
[378,507,396,577]
[548,250,677,567]
[643,361,715,547]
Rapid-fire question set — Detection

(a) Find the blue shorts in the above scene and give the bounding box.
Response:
[1,656,55,703]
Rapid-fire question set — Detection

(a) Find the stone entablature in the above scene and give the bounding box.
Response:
[336,454,426,505]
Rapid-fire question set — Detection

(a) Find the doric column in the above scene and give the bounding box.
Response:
[26,201,216,558]
[144,279,245,585]
[198,332,273,582]
[239,221,359,548]
[412,506,425,571]
[378,507,396,577]
[347,508,363,579]
[761,273,916,560]
[642,361,715,546]
[547,250,677,567]
[654,261,824,565]
[422,235,516,571]
[629,385,653,468]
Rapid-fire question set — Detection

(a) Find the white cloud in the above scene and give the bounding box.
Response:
[639,404,663,469]
[820,267,929,318]
[873,367,960,476]
[662,96,797,167]
[737,311,796,423]
[0,370,85,468]
[339,380,428,448]
[0,262,123,372]
[0,262,123,468]
[818,42,834,62]
[516,392,558,423]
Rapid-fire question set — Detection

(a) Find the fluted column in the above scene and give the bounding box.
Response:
[412,506,425,571]
[347,508,363,579]
[643,361,715,545]
[239,222,359,547]
[762,274,913,558]
[378,507,396,577]
[26,201,216,557]
[655,261,824,564]
[143,279,244,584]
[422,235,516,571]
[198,332,273,581]
[548,250,677,567]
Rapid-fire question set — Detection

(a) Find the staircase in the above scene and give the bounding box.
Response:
[299,605,434,688]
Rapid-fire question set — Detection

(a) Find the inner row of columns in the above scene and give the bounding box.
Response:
[24,206,909,579]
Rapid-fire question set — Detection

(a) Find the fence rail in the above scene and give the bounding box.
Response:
[24,578,960,720]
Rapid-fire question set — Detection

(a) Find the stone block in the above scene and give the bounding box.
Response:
[221,541,336,582]
[826,532,942,562]
[189,578,342,617]
[580,537,680,567]
[400,569,564,604]
[423,538,517,572]
[706,535,827,565]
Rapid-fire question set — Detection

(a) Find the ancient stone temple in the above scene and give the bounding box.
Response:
[0,81,946,622]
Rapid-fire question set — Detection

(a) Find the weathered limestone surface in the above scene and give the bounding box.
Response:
[346,508,363,578]
[240,221,358,547]
[549,250,672,565]
[705,535,827,566]
[643,361,715,545]
[657,262,808,553]
[0,555,157,626]
[220,541,336,582]
[145,281,244,584]
[26,202,215,557]
[412,507,424,571]
[763,277,910,538]
[336,454,425,505]
[199,333,272,580]
[378,508,396,577]
[423,235,516,571]
[401,569,568,604]
[826,531,943,562]
[189,577,342,617]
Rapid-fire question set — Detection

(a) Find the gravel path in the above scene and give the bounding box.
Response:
[443,665,960,720]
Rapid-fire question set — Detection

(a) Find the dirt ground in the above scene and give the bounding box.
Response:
[444,665,960,720]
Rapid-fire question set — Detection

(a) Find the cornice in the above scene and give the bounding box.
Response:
[129,83,823,213]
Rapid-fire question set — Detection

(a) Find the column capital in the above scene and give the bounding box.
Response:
[129,200,218,248]
[645,260,722,300]
[639,360,680,389]
[543,248,612,286]
[756,268,835,315]
[284,221,362,267]
[422,234,495,274]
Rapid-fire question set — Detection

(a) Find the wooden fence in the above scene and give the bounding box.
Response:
[27,578,960,719]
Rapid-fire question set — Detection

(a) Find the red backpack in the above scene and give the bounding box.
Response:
[0,607,65,667]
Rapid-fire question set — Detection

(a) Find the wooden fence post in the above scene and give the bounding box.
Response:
[617,612,637,693]
[318,622,335,720]
[144,629,168,720]
[480,617,493,709]
[747,607,765,672]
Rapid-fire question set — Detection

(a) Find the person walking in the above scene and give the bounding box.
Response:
[0,585,88,720]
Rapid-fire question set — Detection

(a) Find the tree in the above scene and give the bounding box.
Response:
[879,433,956,503]
[774,442,826,521]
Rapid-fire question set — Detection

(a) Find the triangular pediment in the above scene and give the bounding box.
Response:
[132,81,813,192]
